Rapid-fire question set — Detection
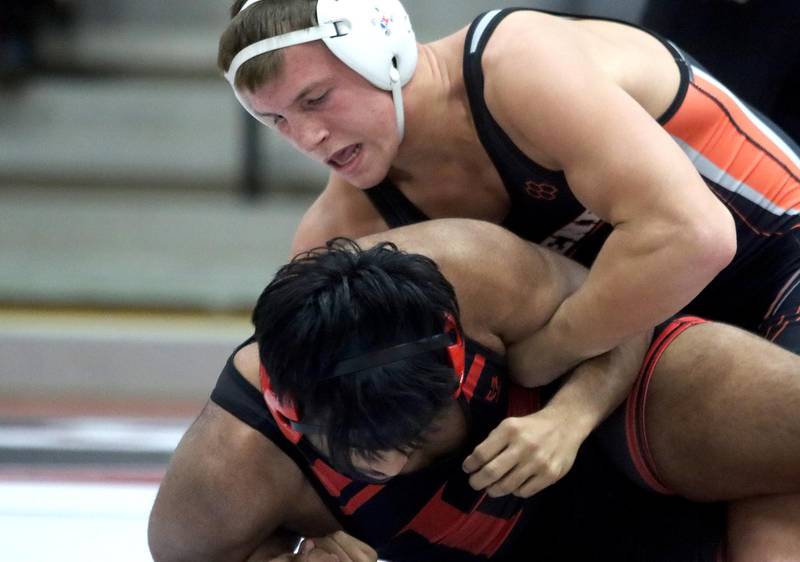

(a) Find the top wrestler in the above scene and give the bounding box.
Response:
[216,0,800,554]
[149,220,800,562]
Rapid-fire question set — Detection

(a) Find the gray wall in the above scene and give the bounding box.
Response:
[0,1,648,192]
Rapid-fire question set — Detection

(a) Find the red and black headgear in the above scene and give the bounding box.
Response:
[260,314,466,444]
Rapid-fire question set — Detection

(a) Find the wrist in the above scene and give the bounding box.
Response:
[541,399,598,442]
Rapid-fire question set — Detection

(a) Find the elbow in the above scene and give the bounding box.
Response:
[148,505,194,562]
[148,516,176,562]
[688,208,737,278]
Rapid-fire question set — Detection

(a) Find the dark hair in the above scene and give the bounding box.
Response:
[253,238,461,474]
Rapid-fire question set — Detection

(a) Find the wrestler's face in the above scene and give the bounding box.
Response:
[246,41,400,189]
[307,400,467,483]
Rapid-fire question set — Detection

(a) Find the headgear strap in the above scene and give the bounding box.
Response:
[326,332,454,378]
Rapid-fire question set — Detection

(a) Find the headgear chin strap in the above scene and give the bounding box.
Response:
[225,0,418,140]
[260,313,466,445]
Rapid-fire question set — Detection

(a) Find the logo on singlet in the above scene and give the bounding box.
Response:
[485,376,500,403]
[542,210,602,255]
[524,181,559,201]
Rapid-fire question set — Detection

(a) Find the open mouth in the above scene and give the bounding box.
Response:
[327,143,362,170]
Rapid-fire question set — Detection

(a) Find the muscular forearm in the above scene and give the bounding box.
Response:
[549,219,733,360]
[542,330,651,439]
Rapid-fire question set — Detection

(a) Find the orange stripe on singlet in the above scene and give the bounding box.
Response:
[664,72,800,211]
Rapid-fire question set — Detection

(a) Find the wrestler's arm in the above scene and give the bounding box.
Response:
[291,173,389,256]
[383,219,648,496]
[148,399,307,561]
[465,218,650,430]
[483,13,736,381]
[373,218,647,412]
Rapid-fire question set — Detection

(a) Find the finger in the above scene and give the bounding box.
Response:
[293,540,337,562]
[312,536,351,561]
[462,430,511,473]
[330,530,378,562]
[514,472,556,498]
[298,538,315,555]
[305,550,339,562]
[467,447,519,491]
[486,463,536,498]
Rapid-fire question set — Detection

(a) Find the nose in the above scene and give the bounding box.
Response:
[290,114,329,153]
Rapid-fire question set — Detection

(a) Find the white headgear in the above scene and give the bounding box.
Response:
[225,0,418,139]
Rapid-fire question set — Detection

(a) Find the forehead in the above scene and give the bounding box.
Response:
[247,41,346,112]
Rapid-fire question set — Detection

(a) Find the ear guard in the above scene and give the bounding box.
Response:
[226,0,417,139]
[260,314,466,444]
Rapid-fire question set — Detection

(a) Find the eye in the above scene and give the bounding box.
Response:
[306,91,329,107]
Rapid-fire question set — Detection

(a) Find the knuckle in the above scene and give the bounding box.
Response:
[541,462,563,481]
[532,450,549,465]
[503,418,523,435]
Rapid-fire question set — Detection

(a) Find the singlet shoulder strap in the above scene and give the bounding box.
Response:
[463,8,526,120]
[209,338,277,433]
[209,338,305,469]
[364,178,429,228]
[464,9,515,63]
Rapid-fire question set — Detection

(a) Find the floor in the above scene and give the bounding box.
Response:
[0,186,316,561]
[0,308,239,562]
[0,416,180,562]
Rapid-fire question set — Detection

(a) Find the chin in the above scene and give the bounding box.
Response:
[345,164,390,190]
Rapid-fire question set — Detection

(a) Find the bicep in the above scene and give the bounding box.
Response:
[485,27,706,227]
[149,401,297,561]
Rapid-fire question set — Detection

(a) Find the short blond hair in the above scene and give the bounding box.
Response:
[218,0,318,92]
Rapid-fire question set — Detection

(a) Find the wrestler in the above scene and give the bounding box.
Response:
[218,4,800,550]
[149,220,800,561]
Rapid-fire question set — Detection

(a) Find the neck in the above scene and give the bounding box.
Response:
[391,40,474,178]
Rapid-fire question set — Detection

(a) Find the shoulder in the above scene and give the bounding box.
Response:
[291,174,389,255]
[357,219,514,265]
[357,219,584,347]
[233,341,261,388]
[478,11,610,168]
[480,10,584,72]
[359,218,541,267]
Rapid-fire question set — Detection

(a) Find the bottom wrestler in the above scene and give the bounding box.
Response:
[149,219,800,561]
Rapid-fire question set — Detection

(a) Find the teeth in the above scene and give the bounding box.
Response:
[335,144,360,167]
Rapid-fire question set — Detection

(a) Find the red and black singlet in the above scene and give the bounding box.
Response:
[211,337,545,561]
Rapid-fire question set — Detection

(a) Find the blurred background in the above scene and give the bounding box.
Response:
[0,0,797,560]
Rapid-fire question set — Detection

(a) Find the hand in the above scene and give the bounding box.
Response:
[461,406,586,498]
[284,531,378,562]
